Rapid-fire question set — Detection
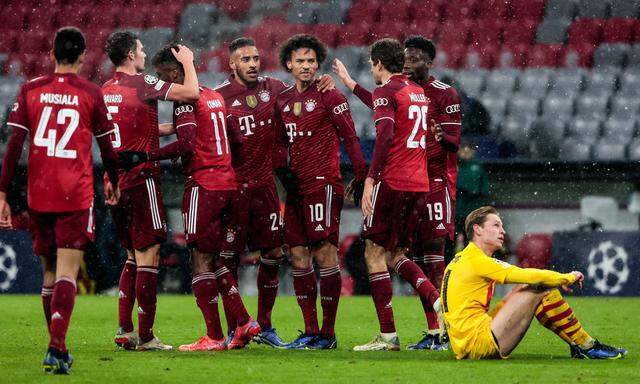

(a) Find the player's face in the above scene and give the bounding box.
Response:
[476,214,506,250]
[230,45,260,84]
[132,39,146,72]
[287,48,318,83]
[403,47,431,82]
[370,59,383,85]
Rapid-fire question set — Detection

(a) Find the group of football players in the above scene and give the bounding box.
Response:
[3,22,624,376]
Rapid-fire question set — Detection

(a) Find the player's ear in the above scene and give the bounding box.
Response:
[229,58,236,72]
[49,50,56,65]
[286,60,292,71]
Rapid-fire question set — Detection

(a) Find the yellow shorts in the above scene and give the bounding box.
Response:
[457,315,508,360]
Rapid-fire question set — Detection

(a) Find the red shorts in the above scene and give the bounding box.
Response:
[29,206,95,257]
[285,184,343,248]
[362,181,427,252]
[182,184,237,253]
[223,183,283,253]
[416,187,455,242]
[111,178,167,251]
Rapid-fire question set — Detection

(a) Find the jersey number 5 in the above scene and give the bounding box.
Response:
[407,105,428,149]
[34,106,79,159]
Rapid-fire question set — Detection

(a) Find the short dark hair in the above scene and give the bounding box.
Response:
[152,44,182,70]
[465,206,499,241]
[105,31,138,66]
[53,27,86,65]
[370,38,404,74]
[404,35,436,61]
[229,37,256,53]
[279,34,327,71]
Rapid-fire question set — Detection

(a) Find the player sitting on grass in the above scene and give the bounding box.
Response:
[442,206,628,360]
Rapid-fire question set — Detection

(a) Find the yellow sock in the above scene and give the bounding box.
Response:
[535,289,594,348]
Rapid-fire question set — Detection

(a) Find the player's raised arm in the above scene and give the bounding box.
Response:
[158,123,175,136]
[367,88,396,182]
[164,45,200,103]
[332,58,374,109]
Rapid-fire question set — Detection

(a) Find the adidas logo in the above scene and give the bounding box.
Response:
[138,307,145,314]
[416,278,426,288]
[118,290,126,299]
[209,297,219,304]
[231,99,241,107]
[51,312,63,320]
[385,301,393,309]
[315,224,324,231]
[283,105,290,112]
[228,286,239,295]
[436,223,446,230]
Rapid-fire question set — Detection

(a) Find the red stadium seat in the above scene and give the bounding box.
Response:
[336,23,371,46]
[405,20,439,40]
[469,19,504,45]
[147,4,183,27]
[602,18,638,43]
[477,0,512,20]
[463,46,496,68]
[527,44,562,67]
[88,6,122,29]
[17,31,50,55]
[371,21,407,42]
[560,43,596,68]
[348,0,383,24]
[511,0,545,21]
[567,18,604,45]
[0,30,18,53]
[58,4,92,27]
[379,0,412,23]
[435,43,466,68]
[443,0,481,21]
[310,24,340,47]
[516,233,552,269]
[437,20,472,46]
[494,43,528,68]
[634,21,640,42]
[502,19,537,45]
[2,7,27,30]
[408,0,445,23]
[119,8,148,29]
[220,0,252,21]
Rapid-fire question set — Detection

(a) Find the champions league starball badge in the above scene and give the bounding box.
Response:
[144,74,159,85]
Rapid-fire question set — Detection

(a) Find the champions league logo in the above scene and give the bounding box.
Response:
[144,75,159,85]
[0,241,18,291]
[587,241,630,295]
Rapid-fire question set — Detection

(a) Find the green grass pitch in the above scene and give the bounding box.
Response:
[1,295,638,383]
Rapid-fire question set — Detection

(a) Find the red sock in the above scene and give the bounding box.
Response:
[192,272,224,340]
[257,256,281,330]
[221,251,239,281]
[414,253,445,331]
[292,267,319,335]
[319,265,341,337]
[136,266,158,343]
[48,277,77,352]
[41,285,53,333]
[395,257,439,306]
[369,272,395,333]
[215,265,250,327]
[118,259,137,333]
[221,293,237,334]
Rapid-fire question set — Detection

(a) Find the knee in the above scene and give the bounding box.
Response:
[313,242,338,268]
[135,245,160,266]
[262,247,283,261]
[364,241,387,273]
[190,251,214,274]
[289,247,311,269]
[421,238,445,254]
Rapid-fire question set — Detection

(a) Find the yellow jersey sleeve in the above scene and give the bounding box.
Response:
[471,256,577,287]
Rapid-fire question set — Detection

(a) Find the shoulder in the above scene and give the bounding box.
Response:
[213,79,232,92]
[372,85,395,108]
[71,76,103,101]
[22,75,52,92]
[428,78,460,100]
[263,76,289,92]
[276,84,295,99]
[321,87,346,104]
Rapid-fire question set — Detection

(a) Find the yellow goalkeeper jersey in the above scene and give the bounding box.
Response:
[441,241,577,359]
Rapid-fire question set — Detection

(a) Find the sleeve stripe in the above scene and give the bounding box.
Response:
[164,83,174,101]
[154,79,166,91]
[7,122,29,132]
[440,122,462,125]
[94,128,115,138]
[175,122,196,129]
[374,117,395,123]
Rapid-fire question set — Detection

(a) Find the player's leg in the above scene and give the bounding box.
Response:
[218,250,239,337]
[353,240,399,351]
[254,247,287,348]
[178,249,226,352]
[533,289,626,359]
[30,211,56,334]
[286,245,320,349]
[308,240,340,349]
[40,256,56,333]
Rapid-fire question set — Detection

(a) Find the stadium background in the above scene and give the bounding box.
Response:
[1,0,639,297]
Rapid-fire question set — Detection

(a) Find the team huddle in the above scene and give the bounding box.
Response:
[0,26,627,375]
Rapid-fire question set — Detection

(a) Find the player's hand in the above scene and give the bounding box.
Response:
[316,74,336,93]
[331,59,357,91]
[562,271,584,293]
[274,167,299,197]
[118,151,149,171]
[172,44,194,64]
[361,177,375,218]
[104,181,119,206]
[0,197,12,230]
[431,119,443,142]
[345,179,365,207]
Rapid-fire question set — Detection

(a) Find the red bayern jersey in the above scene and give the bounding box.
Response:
[275,84,367,195]
[102,72,173,190]
[373,74,430,192]
[6,73,115,212]
[423,76,461,195]
[173,86,237,191]
[215,75,288,187]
